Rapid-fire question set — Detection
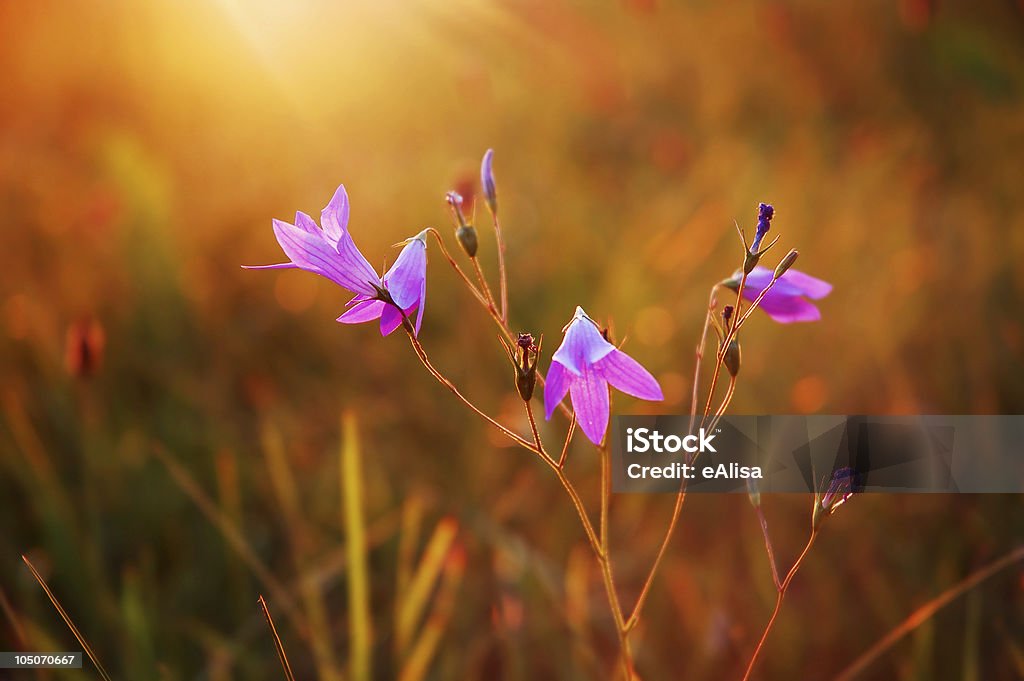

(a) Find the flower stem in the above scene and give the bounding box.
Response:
[703,272,747,418]
[404,327,537,452]
[471,257,499,314]
[491,213,509,322]
[558,414,576,469]
[741,529,818,681]
[755,506,782,592]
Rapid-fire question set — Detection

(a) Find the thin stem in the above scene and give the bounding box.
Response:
[705,376,737,433]
[625,487,686,632]
[259,595,298,681]
[755,506,782,592]
[524,400,553,467]
[689,286,719,435]
[629,285,720,633]
[425,228,491,310]
[522,402,602,559]
[558,414,576,469]
[471,257,498,314]
[491,213,509,322]
[703,272,747,419]
[404,327,537,453]
[833,545,1024,681]
[429,228,576,421]
[741,529,819,681]
[22,555,113,681]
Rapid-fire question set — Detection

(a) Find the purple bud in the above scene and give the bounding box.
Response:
[814,467,857,527]
[481,149,497,215]
[750,202,774,253]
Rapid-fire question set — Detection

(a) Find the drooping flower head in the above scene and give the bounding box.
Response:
[337,230,429,336]
[727,265,832,324]
[243,184,429,336]
[544,307,663,444]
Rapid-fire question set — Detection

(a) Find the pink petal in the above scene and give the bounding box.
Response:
[271,218,378,296]
[379,304,404,336]
[595,349,663,401]
[569,365,610,445]
[384,239,427,310]
[336,299,385,324]
[543,361,571,420]
[756,291,822,323]
[320,184,350,243]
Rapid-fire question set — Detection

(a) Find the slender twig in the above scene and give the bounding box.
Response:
[703,272,747,418]
[558,414,576,469]
[741,529,819,681]
[258,595,298,681]
[404,327,538,453]
[833,545,1024,681]
[491,214,509,322]
[524,400,554,467]
[470,257,499,314]
[689,286,719,434]
[754,506,782,592]
[425,228,491,310]
[706,376,737,433]
[625,487,686,632]
[21,555,113,681]
[628,286,720,632]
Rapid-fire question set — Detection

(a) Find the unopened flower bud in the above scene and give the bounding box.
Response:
[773,249,799,280]
[503,333,541,402]
[750,203,774,252]
[722,305,734,335]
[481,148,497,216]
[456,224,478,257]
[722,338,741,378]
[813,467,857,528]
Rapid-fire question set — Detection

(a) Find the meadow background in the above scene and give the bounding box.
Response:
[1,0,1022,679]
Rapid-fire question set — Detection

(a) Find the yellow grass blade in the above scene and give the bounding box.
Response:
[398,544,465,681]
[341,410,372,681]
[395,517,458,656]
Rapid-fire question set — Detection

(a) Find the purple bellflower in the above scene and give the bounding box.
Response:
[734,266,832,324]
[544,307,664,444]
[243,184,429,336]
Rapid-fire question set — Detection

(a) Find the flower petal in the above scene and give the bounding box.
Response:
[569,365,610,445]
[595,349,663,401]
[413,276,426,337]
[551,308,615,375]
[336,299,385,324]
[379,304,404,336]
[778,269,832,300]
[320,184,350,243]
[543,361,571,420]
[294,211,320,236]
[271,218,378,296]
[384,238,427,310]
[756,289,822,323]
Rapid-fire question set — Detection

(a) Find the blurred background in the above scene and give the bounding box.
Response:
[1,0,1022,679]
